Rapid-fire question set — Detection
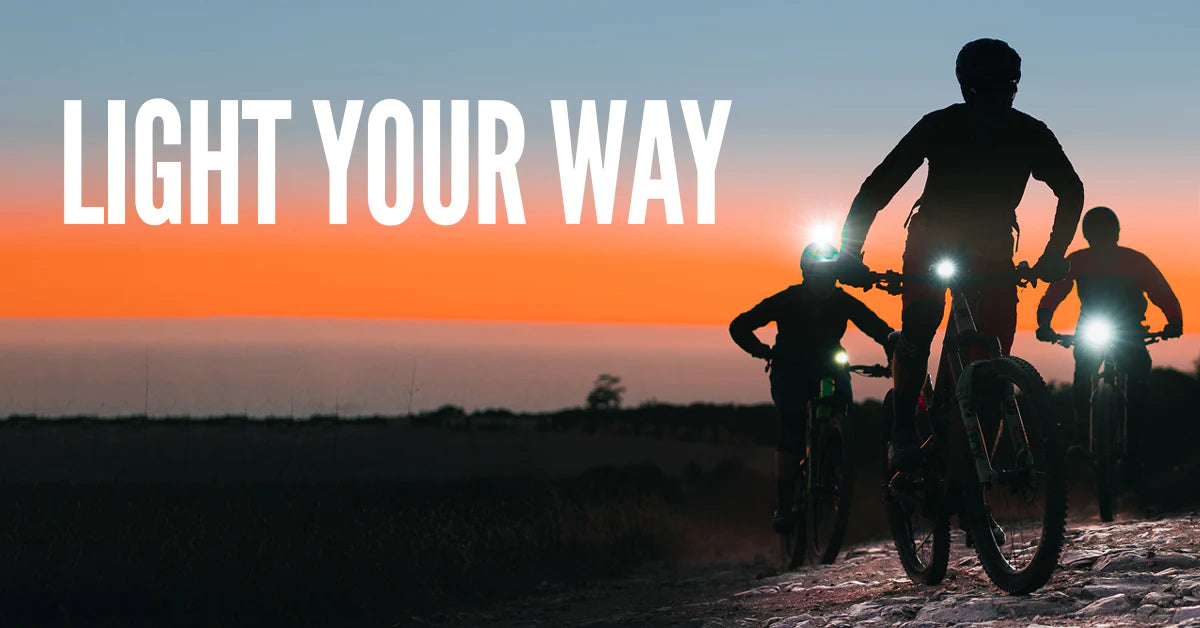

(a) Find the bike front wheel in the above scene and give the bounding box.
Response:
[1091,385,1122,522]
[807,414,854,565]
[963,356,1068,594]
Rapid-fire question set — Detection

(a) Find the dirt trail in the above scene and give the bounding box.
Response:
[426,511,1200,627]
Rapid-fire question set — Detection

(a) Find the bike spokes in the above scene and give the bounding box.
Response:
[807,417,853,565]
[967,356,1066,594]
[883,390,949,585]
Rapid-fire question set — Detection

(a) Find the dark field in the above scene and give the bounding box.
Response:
[0,418,782,627]
[2,365,1198,627]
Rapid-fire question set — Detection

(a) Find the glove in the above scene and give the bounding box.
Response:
[1034,254,1070,283]
[1035,326,1057,343]
[836,250,871,287]
[883,330,899,362]
[1164,318,1183,339]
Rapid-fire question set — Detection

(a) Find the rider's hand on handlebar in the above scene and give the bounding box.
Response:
[1033,254,1070,283]
[835,250,871,288]
[883,330,899,364]
[1035,326,1057,343]
[1164,318,1183,339]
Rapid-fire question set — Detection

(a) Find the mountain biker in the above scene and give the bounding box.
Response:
[730,241,895,531]
[835,38,1085,473]
[1035,206,1184,467]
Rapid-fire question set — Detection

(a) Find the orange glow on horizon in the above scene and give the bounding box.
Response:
[3,179,1197,332]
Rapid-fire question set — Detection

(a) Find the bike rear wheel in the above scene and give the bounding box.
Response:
[1092,386,1122,522]
[807,414,853,565]
[882,390,950,585]
[964,356,1067,594]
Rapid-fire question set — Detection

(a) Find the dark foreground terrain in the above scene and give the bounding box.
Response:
[433,512,1200,627]
[2,364,1198,626]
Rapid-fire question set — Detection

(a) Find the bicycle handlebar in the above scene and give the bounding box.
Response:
[764,359,891,378]
[1042,330,1173,349]
[841,261,1041,294]
[848,364,891,378]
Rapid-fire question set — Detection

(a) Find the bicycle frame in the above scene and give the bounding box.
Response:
[804,364,879,498]
[1051,329,1167,457]
[807,363,891,448]
[1092,345,1127,455]
[861,264,1039,491]
[932,281,1036,488]
[780,358,888,568]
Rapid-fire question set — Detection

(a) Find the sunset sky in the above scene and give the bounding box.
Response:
[2,1,1197,332]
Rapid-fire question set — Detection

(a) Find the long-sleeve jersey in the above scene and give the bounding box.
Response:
[842,103,1084,260]
[1038,245,1183,328]
[729,285,893,364]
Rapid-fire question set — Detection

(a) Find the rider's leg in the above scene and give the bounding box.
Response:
[968,275,1019,423]
[971,272,1017,359]
[770,367,812,529]
[771,409,804,511]
[890,300,941,469]
[775,450,802,511]
[892,222,947,470]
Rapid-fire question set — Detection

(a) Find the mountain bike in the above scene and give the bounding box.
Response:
[853,260,1067,594]
[778,354,891,570]
[1041,324,1172,521]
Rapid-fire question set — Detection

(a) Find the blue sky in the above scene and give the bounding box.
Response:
[1,1,1196,232]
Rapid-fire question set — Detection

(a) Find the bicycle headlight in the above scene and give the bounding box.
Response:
[809,221,839,249]
[933,259,957,279]
[1081,318,1114,348]
[834,351,849,365]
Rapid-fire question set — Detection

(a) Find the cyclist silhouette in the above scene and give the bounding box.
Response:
[730,242,894,530]
[1036,206,1183,461]
[835,38,1085,471]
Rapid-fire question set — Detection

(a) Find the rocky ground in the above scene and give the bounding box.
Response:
[424,511,1200,627]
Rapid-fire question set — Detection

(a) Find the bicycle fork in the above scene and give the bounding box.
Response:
[946,292,1033,488]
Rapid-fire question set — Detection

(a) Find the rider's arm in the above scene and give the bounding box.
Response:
[839,115,932,256]
[844,293,896,352]
[1036,256,1077,329]
[1132,252,1183,323]
[729,295,780,360]
[1029,122,1085,260]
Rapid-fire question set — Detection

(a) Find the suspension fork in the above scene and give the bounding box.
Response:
[942,289,994,486]
[946,288,1033,486]
[1089,359,1105,455]
[1109,356,1129,457]
[1091,351,1121,455]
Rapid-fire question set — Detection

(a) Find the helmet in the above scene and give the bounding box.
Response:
[800,242,838,275]
[956,38,1021,90]
[1082,206,1120,244]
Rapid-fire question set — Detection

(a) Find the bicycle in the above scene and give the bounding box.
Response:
[776,352,891,570]
[851,260,1067,594]
[1041,323,1172,522]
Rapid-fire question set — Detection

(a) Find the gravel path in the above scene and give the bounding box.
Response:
[429,512,1200,627]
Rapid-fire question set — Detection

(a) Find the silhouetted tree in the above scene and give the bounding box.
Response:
[586,374,625,411]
